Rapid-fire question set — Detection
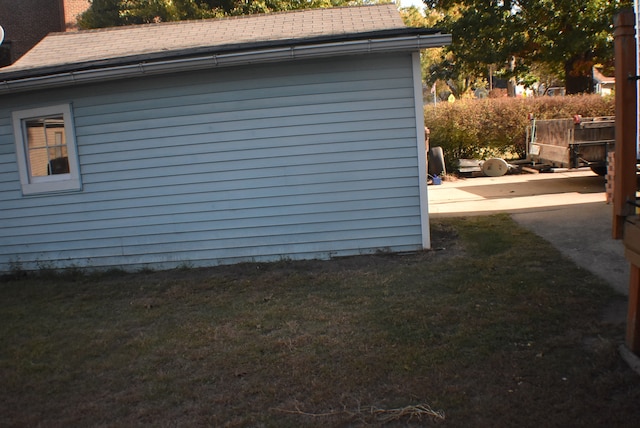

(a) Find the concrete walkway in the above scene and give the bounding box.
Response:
[427,169,630,296]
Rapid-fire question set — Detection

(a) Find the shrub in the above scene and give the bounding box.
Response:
[424,95,615,173]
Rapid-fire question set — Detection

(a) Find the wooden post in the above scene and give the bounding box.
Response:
[627,266,640,353]
[614,9,640,355]
[613,9,638,239]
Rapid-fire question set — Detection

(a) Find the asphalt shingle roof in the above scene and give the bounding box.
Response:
[5,4,408,74]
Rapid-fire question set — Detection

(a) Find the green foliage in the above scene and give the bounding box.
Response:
[77,0,122,28]
[425,94,614,171]
[399,7,451,101]
[424,0,632,95]
[78,0,376,29]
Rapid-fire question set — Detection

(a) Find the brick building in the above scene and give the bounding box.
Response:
[0,0,90,66]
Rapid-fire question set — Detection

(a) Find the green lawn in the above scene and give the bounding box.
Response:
[1,215,638,427]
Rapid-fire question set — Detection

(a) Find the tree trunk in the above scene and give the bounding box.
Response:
[506,56,517,97]
[564,54,594,94]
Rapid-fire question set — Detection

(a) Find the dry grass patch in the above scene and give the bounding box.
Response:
[1,215,639,427]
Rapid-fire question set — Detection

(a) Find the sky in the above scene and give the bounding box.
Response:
[397,0,427,10]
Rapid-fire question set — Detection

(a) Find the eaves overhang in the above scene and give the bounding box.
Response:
[0,29,451,95]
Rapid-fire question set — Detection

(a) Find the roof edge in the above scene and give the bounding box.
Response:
[1,28,444,81]
[0,33,451,95]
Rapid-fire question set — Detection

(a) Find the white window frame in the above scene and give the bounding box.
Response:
[12,104,82,195]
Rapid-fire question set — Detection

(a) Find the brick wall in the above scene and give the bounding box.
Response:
[62,0,90,30]
[0,0,90,64]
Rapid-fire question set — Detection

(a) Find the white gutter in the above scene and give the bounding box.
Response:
[0,33,451,94]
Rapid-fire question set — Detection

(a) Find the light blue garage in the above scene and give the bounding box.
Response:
[0,4,451,271]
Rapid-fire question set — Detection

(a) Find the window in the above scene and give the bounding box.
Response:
[12,104,81,195]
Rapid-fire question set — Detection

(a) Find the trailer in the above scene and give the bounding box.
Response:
[528,116,615,175]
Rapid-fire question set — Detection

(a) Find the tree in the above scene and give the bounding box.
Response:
[528,0,627,94]
[425,0,632,95]
[78,0,376,29]
[78,0,230,27]
[77,0,121,28]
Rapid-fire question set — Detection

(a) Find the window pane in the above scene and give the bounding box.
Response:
[25,119,46,149]
[24,116,68,177]
[28,147,49,177]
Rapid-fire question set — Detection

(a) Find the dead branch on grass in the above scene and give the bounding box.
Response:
[270,404,349,418]
[371,403,446,422]
[271,402,445,423]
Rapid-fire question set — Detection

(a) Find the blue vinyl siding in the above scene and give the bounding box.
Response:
[0,53,426,271]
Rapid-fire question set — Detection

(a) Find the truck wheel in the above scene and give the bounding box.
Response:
[428,146,446,177]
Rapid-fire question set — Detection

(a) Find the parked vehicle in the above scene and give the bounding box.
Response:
[527,115,615,175]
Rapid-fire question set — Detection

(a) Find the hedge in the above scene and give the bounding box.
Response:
[424,94,615,173]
